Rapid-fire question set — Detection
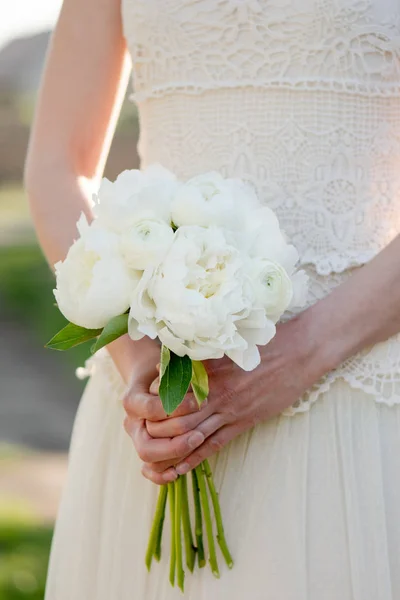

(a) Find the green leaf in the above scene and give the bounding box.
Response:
[191,361,209,407]
[159,345,171,378]
[90,313,129,354]
[46,322,102,351]
[159,352,192,415]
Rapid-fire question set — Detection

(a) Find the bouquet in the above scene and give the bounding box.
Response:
[46,165,308,591]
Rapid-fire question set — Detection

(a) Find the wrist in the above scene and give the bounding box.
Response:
[299,300,350,379]
[107,334,160,385]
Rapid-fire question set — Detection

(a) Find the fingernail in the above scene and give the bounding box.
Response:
[163,469,177,482]
[176,463,190,475]
[188,431,204,449]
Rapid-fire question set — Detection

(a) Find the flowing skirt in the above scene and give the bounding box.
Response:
[45,359,400,600]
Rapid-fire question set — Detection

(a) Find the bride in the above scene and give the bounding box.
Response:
[26,0,400,598]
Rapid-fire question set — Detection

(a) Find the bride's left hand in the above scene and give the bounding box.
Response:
[140,311,334,484]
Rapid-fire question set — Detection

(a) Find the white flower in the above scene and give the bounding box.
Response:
[170,172,260,230]
[251,258,293,323]
[54,214,140,329]
[120,218,174,270]
[244,207,309,313]
[289,270,309,310]
[129,226,276,370]
[93,165,178,232]
[244,206,299,273]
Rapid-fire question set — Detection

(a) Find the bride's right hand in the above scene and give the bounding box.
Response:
[119,339,205,484]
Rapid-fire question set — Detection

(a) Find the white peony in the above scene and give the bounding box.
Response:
[54,214,140,329]
[243,206,309,312]
[170,172,260,230]
[120,218,174,270]
[243,206,299,272]
[93,164,179,232]
[251,258,293,323]
[128,226,276,370]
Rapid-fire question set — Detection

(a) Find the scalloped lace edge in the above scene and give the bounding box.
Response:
[76,350,400,417]
[283,372,400,416]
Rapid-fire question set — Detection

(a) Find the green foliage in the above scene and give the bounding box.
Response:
[191,361,209,406]
[90,313,129,354]
[0,516,53,600]
[46,323,102,351]
[159,352,192,415]
[0,243,91,369]
[160,345,171,378]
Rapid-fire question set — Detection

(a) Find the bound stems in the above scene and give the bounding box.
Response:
[168,482,176,587]
[203,460,234,569]
[195,465,220,578]
[146,461,233,589]
[191,468,206,568]
[181,474,196,572]
[145,484,168,570]
[175,477,185,592]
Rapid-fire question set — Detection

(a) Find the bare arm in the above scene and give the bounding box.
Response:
[306,233,400,368]
[25,0,156,383]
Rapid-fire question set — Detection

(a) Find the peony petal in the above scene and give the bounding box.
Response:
[128,315,146,341]
[239,319,276,346]
[226,344,261,371]
[158,327,188,357]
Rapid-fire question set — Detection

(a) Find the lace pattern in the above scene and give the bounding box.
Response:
[136,88,400,275]
[122,0,400,101]
[119,0,400,410]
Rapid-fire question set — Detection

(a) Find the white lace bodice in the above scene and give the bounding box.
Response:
[119,0,400,412]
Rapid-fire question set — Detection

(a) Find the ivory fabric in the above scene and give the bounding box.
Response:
[45,355,400,599]
[45,2,400,598]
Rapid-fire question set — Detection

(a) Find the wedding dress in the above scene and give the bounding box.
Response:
[45,1,400,598]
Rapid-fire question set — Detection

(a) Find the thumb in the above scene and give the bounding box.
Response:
[149,376,160,396]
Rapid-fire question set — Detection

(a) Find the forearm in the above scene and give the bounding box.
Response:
[26,167,94,266]
[24,0,152,383]
[306,234,400,372]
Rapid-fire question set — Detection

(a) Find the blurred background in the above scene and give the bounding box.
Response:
[0,2,139,597]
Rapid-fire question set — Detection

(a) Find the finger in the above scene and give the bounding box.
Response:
[149,376,160,395]
[175,424,241,475]
[195,413,228,439]
[145,458,183,473]
[129,419,206,463]
[169,394,202,418]
[141,463,178,485]
[146,404,214,439]
[123,390,167,421]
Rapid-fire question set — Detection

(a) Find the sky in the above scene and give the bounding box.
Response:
[0,0,63,50]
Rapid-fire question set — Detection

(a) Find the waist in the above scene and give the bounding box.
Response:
[136,87,400,275]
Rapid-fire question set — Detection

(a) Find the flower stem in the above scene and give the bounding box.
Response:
[145,484,168,570]
[154,485,168,562]
[175,477,185,592]
[195,464,220,578]
[168,482,176,587]
[203,459,233,569]
[181,474,196,572]
[191,469,206,568]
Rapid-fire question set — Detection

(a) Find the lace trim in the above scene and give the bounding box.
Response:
[130,79,400,104]
[77,343,400,418]
[301,249,378,277]
[283,371,400,416]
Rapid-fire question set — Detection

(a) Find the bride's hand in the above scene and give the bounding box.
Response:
[141,312,333,483]
[121,338,206,484]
